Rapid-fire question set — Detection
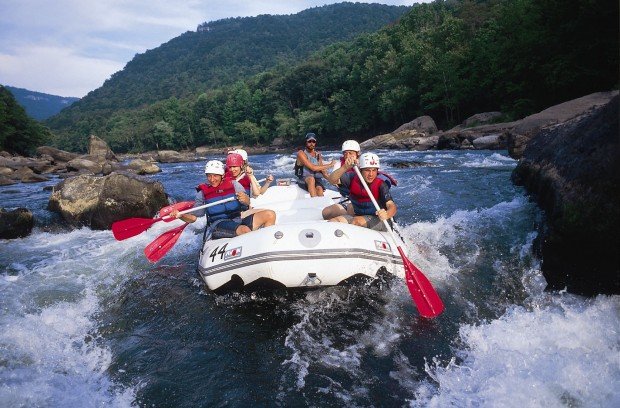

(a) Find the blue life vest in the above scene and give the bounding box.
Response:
[197,179,243,223]
[348,176,385,216]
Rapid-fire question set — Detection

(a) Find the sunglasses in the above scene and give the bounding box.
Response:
[306,140,316,144]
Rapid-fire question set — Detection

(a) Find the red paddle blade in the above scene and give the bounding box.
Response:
[112,217,158,241]
[397,246,445,318]
[159,201,195,219]
[144,223,188,263]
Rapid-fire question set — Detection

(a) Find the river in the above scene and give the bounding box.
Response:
[1,150,618,407]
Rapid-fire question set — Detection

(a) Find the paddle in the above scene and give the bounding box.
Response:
[112,196,235,241]
[141,176,267,261]
[158,201,195,218]
[353,165,444,318]
[144,223,189,263]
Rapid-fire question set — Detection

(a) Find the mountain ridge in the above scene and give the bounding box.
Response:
[5,86,79,121]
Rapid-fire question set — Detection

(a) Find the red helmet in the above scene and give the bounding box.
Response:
[226,153,244,167]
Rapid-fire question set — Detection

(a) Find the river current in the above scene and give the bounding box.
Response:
[1,150,618,407]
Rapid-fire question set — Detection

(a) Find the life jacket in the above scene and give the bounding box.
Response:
[348,175,385,216]
[294,150,322,179]
[224,170,252,195]
[197,179,243,223]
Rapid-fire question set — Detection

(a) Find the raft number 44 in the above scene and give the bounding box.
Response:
[209,244,242,262]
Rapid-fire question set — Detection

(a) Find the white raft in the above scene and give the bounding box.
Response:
[197,180,405,293]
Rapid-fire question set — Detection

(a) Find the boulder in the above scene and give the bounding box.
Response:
[66,157,103,174]
[472,133,506,150]
[391,161,435,168]
[36,146,79,163]
[512,94,619,296]
[88,135,118,162]
[157,150,186,163]
[463,112,503,128]
[393,115,438,134]
[0,175,15,186]
[48,172,168,230]
[507,91,618,159]
[127,159,161,175]
[0,207,34,239]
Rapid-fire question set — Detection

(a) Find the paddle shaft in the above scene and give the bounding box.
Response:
[353,165,444,318]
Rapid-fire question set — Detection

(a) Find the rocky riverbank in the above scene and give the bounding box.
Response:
[512,92,619,296]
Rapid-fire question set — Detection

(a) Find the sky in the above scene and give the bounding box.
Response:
[0,1,426,98]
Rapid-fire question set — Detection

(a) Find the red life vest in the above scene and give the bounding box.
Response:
[348,175,384,216]
[197,178,243,222]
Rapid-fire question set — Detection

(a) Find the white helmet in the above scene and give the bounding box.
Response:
[359,152,380,169]
[229,149,248,162]
[341,140,360,152]
[204,160,225,175]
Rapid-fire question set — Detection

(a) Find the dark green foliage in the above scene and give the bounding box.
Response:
[46,0,618,153]
[0,85,52,155]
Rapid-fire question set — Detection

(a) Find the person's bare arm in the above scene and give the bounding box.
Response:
[297,150,333,172]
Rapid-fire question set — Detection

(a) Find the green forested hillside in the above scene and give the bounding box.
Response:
[46,2,410,151]
[0,86,52,155]
[48,0,618,153]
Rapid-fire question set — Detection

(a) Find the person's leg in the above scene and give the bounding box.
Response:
[328,214,353,224]
[322,203,347,220]
[305,176,317,197]
[351,216,369,228]
[352,215,387,231]
[235,224,251,235]
[315,179,325,197]
[251,209,276,229]
[213,220,242,238]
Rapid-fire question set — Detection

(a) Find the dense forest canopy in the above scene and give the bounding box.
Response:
[0,85,52,155]
[43,0,618,154]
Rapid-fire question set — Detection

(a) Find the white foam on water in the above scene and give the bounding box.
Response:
[0,290,137,407]
[415,294,620,407]
[0,228,143,407]
[268,154,296,171]
[460,152,517,169]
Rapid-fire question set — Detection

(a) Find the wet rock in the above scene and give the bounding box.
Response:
[391,161,435,168]
[0,175,15,186]
[157,150,187,163]
[463,112,503,128]
[0,207,34,239]
[460,138,474,150]
[36,146,79,163]
[393,115,438,134]
[127,159,161,175]
[66,157,102,174]
[506,91,618,158]
[512,94,619,296]
[88,135,118,162]
[20,173,49,183]
[48,172,168,230]
[437,134,465,150]
[472,133,506,150]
